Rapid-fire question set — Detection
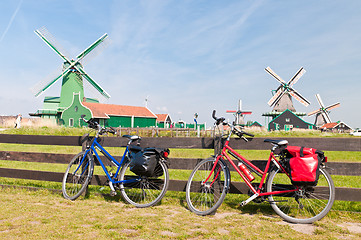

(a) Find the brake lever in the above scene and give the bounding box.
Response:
[217,117,225,125]
[108,127,116,134]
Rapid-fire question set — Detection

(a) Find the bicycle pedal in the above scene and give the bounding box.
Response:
[110,191,117,197]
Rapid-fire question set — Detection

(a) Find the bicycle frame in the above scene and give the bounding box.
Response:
[82,136,139,187]
[207,131,298,206]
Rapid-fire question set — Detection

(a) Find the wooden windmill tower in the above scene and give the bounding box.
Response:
[308,94,340,127]
[30,27,110,118]
[226,99,252,126]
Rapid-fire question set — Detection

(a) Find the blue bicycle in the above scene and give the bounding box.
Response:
[62,117,170,208]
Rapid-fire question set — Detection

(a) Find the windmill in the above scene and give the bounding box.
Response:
[31,27,110,112]
[226,99,252,125]
[262,67,315,131]
[265,66,310,113]
[308,94,340,127]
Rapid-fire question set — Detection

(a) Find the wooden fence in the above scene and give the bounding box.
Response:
[117,127,212,138]
[0,134,360,202]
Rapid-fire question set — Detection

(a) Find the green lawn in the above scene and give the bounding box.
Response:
[0,187,359,239]
[1,125,359,138]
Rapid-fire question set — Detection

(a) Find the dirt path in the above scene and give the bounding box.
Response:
[277,220,361,236]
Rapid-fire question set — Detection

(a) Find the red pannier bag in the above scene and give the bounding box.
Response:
[285,146,323,186]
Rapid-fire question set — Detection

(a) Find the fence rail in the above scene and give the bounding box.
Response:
[0,134,360,202]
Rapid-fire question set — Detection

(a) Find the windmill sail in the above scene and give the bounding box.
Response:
[35,27,70,63]
[268,87,285,107]
[325,102,340,111]
[31,63,76,97]
[76,67,111,99]
[265,67,286,85]
[289,89,310,107]
[265,66,310,111]
[288,67,306,86]
[77,33,109,62]
[31,27,110,99]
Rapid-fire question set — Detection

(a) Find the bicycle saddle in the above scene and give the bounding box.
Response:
[122,135,141,141]
[264,139,288,146]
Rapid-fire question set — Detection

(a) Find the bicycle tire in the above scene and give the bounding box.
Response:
[119,160,169,208]
[267,167,335,224]
[186,158,229,215]
[62,151,94,200]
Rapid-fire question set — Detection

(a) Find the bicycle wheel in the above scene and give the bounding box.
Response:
[186,158,229,215]
[119,160,169,208]
[267,167,335,224]
[62,151,94,200]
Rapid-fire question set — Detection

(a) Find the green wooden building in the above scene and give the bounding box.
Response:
[82,101,157,128]
[268,109,315,131]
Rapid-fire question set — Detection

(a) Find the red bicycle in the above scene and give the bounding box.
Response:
[185,110,335,223]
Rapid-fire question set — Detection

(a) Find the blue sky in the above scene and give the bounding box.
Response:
[1,0,360,128]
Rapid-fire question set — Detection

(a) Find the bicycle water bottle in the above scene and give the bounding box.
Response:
[238,162,255,182]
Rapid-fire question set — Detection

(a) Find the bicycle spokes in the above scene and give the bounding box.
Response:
[186,158,229,215]
[267,168,335,223]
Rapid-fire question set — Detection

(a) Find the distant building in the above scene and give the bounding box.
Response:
[319,122,353,133]
[249,121,263,128]
[156,114,172,128]
[268,109,315,131]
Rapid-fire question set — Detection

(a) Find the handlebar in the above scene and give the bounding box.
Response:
[212,110,254,141]
[81,115,116,135]
[233,126,255,138]
[212,110,226,125]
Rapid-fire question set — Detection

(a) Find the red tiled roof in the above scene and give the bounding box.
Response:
[156,114,168,122]
[83,102,157,119]
[320,122,338,129]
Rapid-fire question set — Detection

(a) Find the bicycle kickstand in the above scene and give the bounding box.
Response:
[240,193,259,207]
[109,181,117,196]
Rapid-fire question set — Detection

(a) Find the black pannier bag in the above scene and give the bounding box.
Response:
[284,146,325,186]
[129,146,166,177]
[129,150,157,177]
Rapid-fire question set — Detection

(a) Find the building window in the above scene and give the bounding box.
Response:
[285,118,290,122]
[69,118,74,127]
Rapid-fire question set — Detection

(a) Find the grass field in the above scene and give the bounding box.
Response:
[0,124,358,138]
[0,127,360,238]
[0,187,360,239]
